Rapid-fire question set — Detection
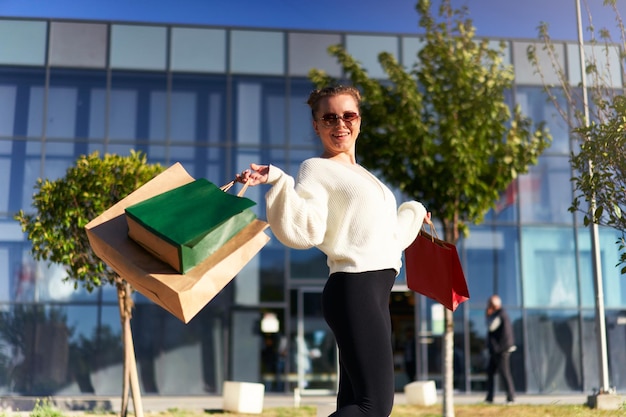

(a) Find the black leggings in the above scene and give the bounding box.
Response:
[322,269,396,417]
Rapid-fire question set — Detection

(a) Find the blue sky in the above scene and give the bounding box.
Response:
[0,0,624,41]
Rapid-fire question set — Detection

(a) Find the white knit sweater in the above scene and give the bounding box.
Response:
[264,158,427,275]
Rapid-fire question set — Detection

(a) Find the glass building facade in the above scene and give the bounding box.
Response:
[0,17,625,397]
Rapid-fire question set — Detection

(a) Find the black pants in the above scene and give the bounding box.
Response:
[485,351,515,402]
[322,269,396,417]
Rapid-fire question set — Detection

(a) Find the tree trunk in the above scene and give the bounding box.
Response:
[117,280,144,417]
[442,219,458,417]
[442,308,455,417]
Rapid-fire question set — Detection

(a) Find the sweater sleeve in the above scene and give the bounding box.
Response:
[396,201,427,250]
[264,163,329,249]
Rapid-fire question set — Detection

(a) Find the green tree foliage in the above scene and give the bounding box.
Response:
[571,97,626,274]
[309,1,551,415]
[14,151,164,291]
[310,0,550,242]
[527,0,625,274]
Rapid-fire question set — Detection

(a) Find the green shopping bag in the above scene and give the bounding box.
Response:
[125,178,256,274]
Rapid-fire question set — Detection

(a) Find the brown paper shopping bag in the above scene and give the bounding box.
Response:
[405,224,469,311]
[85,163,270,323]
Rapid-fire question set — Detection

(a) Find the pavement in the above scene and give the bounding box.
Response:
[0,392,594,414]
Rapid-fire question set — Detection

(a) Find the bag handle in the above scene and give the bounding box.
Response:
[220,179,249,197]
[422,222,440,242]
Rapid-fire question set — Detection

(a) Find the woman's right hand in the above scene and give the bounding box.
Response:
[236,163,270,186]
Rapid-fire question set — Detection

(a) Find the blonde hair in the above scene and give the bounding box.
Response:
[307,85,361,118]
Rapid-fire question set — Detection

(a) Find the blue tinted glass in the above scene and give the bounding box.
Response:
[522,227,579,308]
[0,67,46,138]
[109,71,168,141]
[516,86,571,154]
[170,74,227,144]
[519,155,573,225]
[525,309,582,392]
[232,77,287,146]
[463,225,520,307]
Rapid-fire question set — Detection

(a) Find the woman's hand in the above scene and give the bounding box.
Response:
[236,163,270,186]
[424,211,432,225]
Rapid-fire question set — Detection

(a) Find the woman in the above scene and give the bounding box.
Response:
[238,85,430,416]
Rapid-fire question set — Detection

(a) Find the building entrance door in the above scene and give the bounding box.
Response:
[293,287,337,394]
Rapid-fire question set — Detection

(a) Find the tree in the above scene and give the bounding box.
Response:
[527,0,626,274]
[14,150,164,417]
[309,0,551,415]
[572,97,626,274]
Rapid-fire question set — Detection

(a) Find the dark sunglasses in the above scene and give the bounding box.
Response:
[318,112,360,127]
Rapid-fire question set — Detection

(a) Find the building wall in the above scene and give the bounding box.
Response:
[0,17,625,396]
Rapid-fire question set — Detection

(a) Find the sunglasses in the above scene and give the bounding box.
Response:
[318,112,360,127]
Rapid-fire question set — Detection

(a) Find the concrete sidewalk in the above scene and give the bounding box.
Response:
[1,392,592,414]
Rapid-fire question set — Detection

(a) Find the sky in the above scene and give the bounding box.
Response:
[0,0,624,42]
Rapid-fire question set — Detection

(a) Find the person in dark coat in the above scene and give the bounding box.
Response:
[485,294,516,404]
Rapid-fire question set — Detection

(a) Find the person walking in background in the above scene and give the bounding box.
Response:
[237,85,431,416]
[485,294,516,404]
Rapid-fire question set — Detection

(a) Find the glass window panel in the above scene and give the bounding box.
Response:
[170,91,196,143]
[109,72,168,142]
[46,86,78,139]
[401,36,425,68]
[515,86,570,153]
[149,90,167,141]
[0,68,45,138]
[0,20,47,66]
[89,88,106,140]
[259,247,285,302]
[166,145,225,182]
[0,156,10,213]
[170,27,226,73]
[0,85,17,137]
[513,41,564,86]
[525,310,582,392]
[519,156,573,224]
[49,22,107,68]
[27,86,44,138]
[521,227,579,308]
[580,309,600,392]
[171,74,228,145]
[463,225,521,307]
[567,44,622,89]
[48,69,107,142]
[288,32,342,78]
[230,30,284,75]
[288,79,321,148]
[108,89,137,140]
[110,25,167,71]
[21,153,42,210]
[0,304,96,395]
[233,78,286,146]
[606,311,626,390]
[290,248,327,280]
[345,34,399,79]
[577,227,626,308]
[0,247,9,301]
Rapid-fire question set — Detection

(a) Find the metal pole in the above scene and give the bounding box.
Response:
[575,0,611,393]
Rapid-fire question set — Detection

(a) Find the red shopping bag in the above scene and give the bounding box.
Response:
[405,224,470,311]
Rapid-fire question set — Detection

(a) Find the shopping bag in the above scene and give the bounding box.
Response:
[85,162,270,323]
[125,178,257,274]
[404,224,469,311]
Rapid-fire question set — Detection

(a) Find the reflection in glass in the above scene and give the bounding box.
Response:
[462,225,520,307]
[519,156,573,224]
[515,86,570,154]
[525,310,582,392]
[522,227,578,308]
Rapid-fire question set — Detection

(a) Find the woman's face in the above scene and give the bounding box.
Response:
[312,94,361,157]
